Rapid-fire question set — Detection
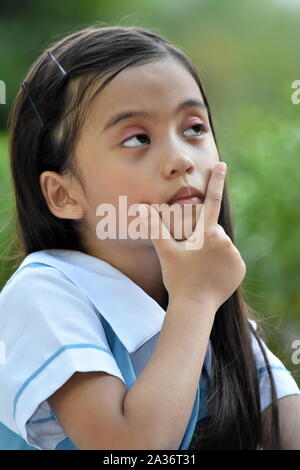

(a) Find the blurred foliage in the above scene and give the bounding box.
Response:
[0,0,299,385]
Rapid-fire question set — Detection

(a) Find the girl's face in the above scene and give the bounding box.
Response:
[72,56,220,253]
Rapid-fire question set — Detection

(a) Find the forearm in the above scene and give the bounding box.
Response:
[122,296,216,449]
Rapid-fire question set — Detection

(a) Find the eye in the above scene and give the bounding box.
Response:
[121,123,208,148]
[122,133,150,148]
[183,123,208,138]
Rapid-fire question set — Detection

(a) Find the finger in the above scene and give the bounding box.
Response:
[183,201,205,250]
[137,204,176,256]
[204,162,226,229]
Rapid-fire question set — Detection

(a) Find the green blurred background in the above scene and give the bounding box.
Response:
[0,0,299,385]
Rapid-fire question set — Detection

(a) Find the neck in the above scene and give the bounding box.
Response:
[84,238,169,311]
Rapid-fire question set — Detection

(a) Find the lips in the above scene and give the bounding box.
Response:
[167,186,204,205]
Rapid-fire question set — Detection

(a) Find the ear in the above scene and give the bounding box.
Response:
[39,171,85,220]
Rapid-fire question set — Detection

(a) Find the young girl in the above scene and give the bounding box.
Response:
[0,24,299,451]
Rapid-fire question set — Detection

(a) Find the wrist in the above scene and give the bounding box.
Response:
[168,292,217,314]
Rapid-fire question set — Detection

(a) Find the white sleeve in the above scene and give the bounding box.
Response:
[248,319,300,412]
[0,265,127,450]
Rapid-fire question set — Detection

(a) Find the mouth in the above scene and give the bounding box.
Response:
[167,185,204,206]
[168,196,203,207]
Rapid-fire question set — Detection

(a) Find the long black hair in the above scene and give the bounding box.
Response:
[6,23,281,449]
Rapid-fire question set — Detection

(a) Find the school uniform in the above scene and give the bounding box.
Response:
[0,249,299,450]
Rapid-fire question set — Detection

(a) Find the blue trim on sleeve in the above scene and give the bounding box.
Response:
[30,416,56,424]
[13,343,113,421]
[257,365,291,376]
[30,404,60,424]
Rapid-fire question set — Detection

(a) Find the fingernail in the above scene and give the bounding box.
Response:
[216,162,226,174]
[137,204,148,219]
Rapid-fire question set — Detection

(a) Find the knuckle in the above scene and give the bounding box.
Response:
[233,250,246,272]
[225,237,233,248]
[239,262,247,280]
[205,227,217,239]
[205,224,225,239]
[240,257,247,271]
[230,243,241,256]
[210,194,222,206]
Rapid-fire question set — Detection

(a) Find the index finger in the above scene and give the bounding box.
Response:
[203,162,227,228]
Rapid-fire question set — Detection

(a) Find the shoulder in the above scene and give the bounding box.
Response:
[0,262,95,316]
[0,262,106,355]
[246,318,300,411]
[247,318,270,357]
[0,262,126,449]
[246,317,295,381]
[2,261,84,294]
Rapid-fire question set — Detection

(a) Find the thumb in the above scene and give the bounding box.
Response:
[137,204,174,256]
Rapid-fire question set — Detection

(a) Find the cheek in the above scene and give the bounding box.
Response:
[86,172,142,221]
[207,138,220,162]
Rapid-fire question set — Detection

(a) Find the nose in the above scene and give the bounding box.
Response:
[160,140,196,178]
[163,153,196,177]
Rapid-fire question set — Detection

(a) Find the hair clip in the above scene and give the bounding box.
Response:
[20,51,68,130]
[47,50,67,77]
[20,81,46,130]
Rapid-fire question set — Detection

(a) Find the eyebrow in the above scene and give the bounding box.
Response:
[103,98,208,131]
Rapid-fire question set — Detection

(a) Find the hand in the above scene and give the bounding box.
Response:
[137,162,246,312]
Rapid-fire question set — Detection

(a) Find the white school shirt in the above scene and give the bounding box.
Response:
[0,248,299,450]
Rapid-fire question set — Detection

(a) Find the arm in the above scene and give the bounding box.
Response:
[261,394,300,450]
[48,296,216,450]
[49,162,238,450]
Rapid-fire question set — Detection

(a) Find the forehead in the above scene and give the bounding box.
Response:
[87,57,203,119]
